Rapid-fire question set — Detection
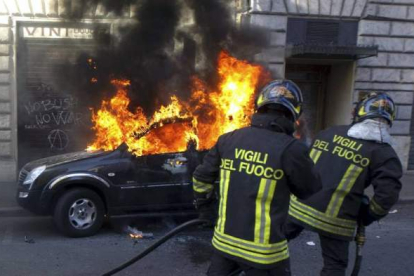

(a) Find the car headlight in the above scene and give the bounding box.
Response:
[23,166,46,188]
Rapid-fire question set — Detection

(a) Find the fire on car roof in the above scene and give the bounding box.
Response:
[86,51,270,156]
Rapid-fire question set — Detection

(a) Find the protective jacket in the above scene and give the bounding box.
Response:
[289,125,402,241]
[193,113,321,269]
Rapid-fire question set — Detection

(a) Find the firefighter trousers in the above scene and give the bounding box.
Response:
[207,252,291,276]
[319,235,350,276]
[284,219,350,276]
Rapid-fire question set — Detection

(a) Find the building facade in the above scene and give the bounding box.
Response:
[0,1,135,186]
[0,0,414,188]
[238,0,414,170]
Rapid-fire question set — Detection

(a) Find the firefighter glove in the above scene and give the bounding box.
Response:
[194,197,216,226]
[359,196,376,226]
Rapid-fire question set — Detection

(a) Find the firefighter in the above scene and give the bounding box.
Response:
[285,92,403,276]
[192,80,322,276]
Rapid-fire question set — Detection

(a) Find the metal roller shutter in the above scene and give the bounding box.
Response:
[16,22,107,169]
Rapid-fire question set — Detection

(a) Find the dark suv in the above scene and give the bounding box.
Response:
[16,142,206,237]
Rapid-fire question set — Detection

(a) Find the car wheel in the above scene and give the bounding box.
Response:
[53,188,105,237]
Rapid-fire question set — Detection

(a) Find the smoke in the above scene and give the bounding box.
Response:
[60,0,269,114]
[58,0,182,114]
[184,0,269,89]
[188,0,232,81]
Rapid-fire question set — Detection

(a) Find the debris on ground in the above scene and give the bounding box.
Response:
[389,209,398,214]
[126,226,154,240]
[376,236,381,239]
[306,241,316,246]
[24,236,35,244]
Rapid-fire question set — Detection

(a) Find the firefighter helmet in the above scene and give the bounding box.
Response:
[256,80,303,121]
[353,92,396,126]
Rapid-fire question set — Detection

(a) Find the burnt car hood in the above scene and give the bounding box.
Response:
[23,150,108,171]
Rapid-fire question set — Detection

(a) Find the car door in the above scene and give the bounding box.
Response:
[141,152,192,208]
[115,151,195,211]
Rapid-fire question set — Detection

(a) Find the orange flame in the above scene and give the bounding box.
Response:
[190,51,268,149]
[87,51,269,155]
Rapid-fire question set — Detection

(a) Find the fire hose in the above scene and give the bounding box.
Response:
[351,195,369,276]
[102,212,368,276]
[102,219,209,276]
[102,218,243,276]
[351,221,366,276]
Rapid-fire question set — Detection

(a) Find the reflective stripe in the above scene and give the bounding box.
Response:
[216,169,231,233]
[255,179,277,244]
[314,150,322,163]
[326,164,363,217]
[214,231,287,253]
[370,198,387,216]
[263,180,277,244]
[216,170,225,233]
[290,195,356,228]
[192,177,214,193]
[289,204,355,237]
[212,235,289,265]
[310,149,322,164]
[310,149,317,161]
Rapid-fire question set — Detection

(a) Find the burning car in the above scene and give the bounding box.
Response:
[17,139,205,237]
[16,51,268,237]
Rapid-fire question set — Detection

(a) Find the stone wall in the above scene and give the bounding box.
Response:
[356,0,414,169]
[246,0,369,80]
[0,13,15,181]
[246,0,414,170]
[0,0,135,18]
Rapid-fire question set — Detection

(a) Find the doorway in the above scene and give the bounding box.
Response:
[286,64,330,144]
[285,60,355,144]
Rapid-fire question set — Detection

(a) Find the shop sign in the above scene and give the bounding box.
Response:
[21,26,96,39]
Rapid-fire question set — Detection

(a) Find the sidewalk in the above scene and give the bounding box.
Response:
[0,206,32,217]
[0,173,413,217]
[399,172,414,202]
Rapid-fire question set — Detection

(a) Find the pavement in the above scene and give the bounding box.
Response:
[400,172,414,201]
[0,172,413,217]
[365,172,414,202]
[0,204,413,275]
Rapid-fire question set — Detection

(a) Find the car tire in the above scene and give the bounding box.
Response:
[53,188,105,237]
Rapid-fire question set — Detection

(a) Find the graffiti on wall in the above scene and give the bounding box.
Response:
[21,83,88,151]
[23,97,85,129]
